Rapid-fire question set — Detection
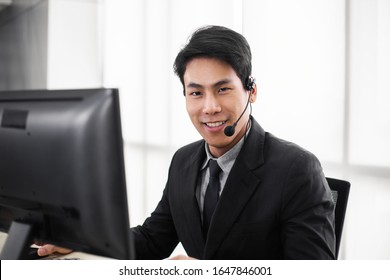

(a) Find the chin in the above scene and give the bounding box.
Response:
[206,137,231,148]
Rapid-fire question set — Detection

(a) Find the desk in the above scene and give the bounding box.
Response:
[0,232,112,260]
[40,251,112,260]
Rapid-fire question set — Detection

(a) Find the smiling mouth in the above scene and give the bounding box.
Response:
[204,121,226,127]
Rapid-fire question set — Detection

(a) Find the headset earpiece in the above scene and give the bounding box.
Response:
[245,76,255,91]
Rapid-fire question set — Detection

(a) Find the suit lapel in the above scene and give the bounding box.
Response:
[178,141,206,257]
[203,118,266,259]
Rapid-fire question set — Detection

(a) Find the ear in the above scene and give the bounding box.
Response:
[249,83,258,103]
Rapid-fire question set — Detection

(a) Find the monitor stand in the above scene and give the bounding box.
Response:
[0,221,35,260]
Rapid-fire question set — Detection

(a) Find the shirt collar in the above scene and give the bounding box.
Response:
[200,121,251,173]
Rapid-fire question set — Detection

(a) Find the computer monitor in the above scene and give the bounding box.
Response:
[0,88,134,259]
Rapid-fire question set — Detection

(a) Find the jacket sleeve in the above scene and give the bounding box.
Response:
[131,184,179,260]
[280,151,336,259]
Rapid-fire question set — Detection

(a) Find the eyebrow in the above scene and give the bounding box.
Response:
[186,79,233,89]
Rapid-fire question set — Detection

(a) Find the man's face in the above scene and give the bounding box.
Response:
[184,57,257,157]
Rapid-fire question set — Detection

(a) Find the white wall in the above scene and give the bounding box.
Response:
[46,0,102,89]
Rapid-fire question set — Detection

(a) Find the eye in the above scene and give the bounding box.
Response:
[218,87,230,93]
[188,91,202,97]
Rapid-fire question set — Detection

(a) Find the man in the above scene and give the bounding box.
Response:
[39,25,336,259]
[130,25,335,260]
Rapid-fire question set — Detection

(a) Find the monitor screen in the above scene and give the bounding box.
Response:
[0,88,134,259]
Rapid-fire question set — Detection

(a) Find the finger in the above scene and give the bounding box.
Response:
[168,254,197,260]
[37,244,72,256]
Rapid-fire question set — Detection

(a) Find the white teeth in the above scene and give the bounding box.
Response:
[206,121,225,127]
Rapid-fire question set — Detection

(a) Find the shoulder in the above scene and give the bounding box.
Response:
[250,128,325,189]
[246,117,320,169]
[264,132,320,168]
[172,139,204,161]
[264,133,330,203]
[168,139,205,171]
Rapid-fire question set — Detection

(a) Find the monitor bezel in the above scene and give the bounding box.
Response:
[0,88,134,260]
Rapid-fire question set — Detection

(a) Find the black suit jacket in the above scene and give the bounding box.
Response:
[132,118,336,259]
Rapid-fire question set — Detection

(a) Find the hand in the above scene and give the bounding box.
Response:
[168,254,197,260]
[36,244,73,257]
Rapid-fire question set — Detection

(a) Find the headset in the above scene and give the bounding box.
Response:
[224,76,255,137]
[246,76,255,91]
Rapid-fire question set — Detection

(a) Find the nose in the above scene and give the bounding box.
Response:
[202,93,222,115]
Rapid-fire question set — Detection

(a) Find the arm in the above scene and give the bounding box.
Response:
[131,185,179,260]
[281,152,336,259]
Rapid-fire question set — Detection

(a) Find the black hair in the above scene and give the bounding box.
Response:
[173,25,252,94]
